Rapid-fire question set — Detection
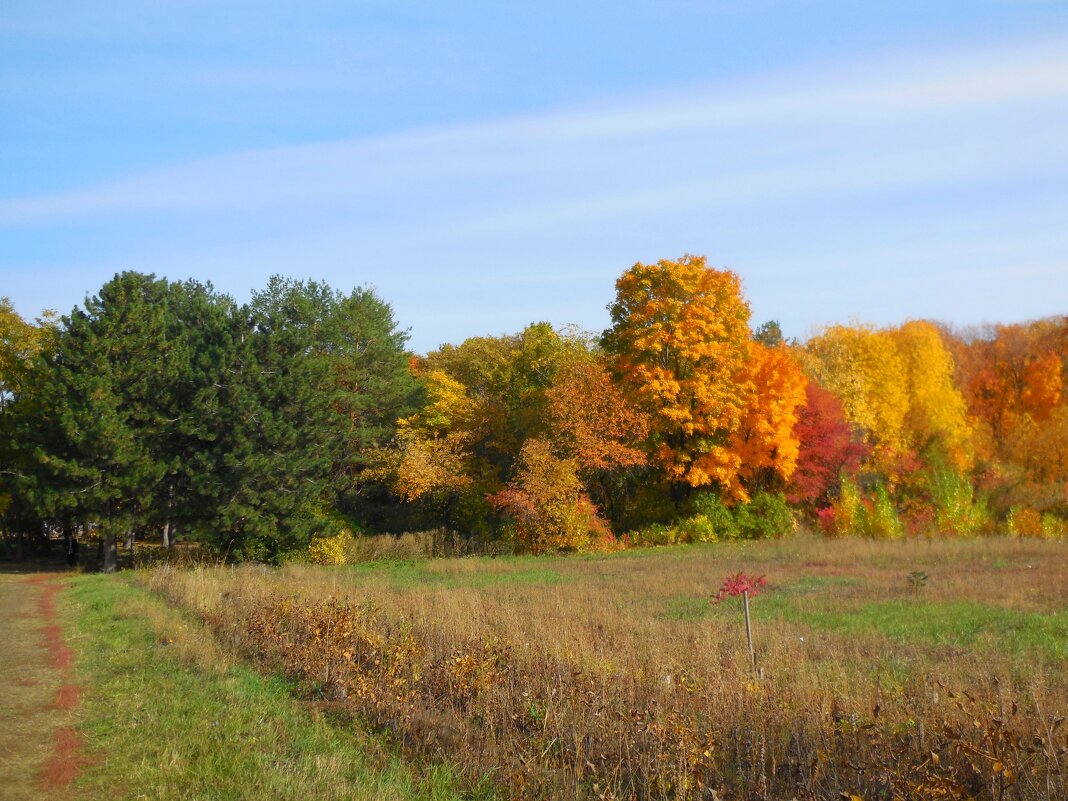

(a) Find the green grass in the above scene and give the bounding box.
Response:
[770,599,1068,661]
[65,575,483,801]
[658,573,1067,663]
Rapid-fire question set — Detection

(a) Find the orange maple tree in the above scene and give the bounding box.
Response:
[546,354,649,475]
[730,343,808,494]
[603,255,754,499]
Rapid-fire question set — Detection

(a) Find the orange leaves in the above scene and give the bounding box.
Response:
[730,343,808,496]
[1020,350,1063,421]
[946,319,1067,490]
[953,320,1066,439]
[546,355,649,475]
[603,255,808,501]
[604,255,754,493]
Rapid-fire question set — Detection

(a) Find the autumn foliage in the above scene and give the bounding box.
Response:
[786,383,869,506]
[603,255,809,503]
[3,261,1066,561]
[488,438,611,554]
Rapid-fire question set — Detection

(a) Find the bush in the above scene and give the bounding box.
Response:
[826,478,863,537]
[1008,507,1044,538]
[489,439,608,554]
[624,523,675,548]
[860,485,904,539]
[675,514,718,543]
[736,492,794,540]
[622,492,792,548]
[306,530,357,565]
[926,463,989,536]
[816,505,836,535]
[1042,513,1067,540]
[691,493,741,540]
[827,479,902,538]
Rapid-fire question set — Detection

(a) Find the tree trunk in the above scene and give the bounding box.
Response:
[102,530,118,573]
[162,521,172,549]
[35,522,49,555]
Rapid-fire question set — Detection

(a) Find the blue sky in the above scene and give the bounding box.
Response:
[3,1,1067,353]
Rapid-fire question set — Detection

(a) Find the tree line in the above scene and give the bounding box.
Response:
[2,256,1066,567]
[0,273,419,568]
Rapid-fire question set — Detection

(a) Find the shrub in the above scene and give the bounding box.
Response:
[451,489,496,540]
[691,493,741,540]
[827,480,902,538]
[827,478,863,536]
[1042,513,1067,540]
[489,439,608,554]
[816,505,836,535]
[736,492,793,539]
[1008,507,1044,538]
[901,501,936,537]
[306,530,357,565]
[926,463,989,536]
[1006,507,1065,539]
[674,514,718,543]
[624,523,675,548]
[860,485,904,539]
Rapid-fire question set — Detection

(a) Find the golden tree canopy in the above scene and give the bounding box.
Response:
[603,255,754,494]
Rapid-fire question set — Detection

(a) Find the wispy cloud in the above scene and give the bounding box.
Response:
[2,36,1066,228]
[2,35,1067,350]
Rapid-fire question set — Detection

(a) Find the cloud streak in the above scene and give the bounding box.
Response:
[2,35,1066,228]
[2,35,1067,351]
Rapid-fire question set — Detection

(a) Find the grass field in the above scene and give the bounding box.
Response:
[43,572,477,801]
[140,535,1068,801]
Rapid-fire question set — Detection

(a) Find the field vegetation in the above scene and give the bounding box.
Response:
[143,536,1067,800]
[60,573,478,801]
[3,255,1066,797]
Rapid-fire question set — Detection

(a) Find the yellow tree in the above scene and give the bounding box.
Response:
[892,320,974,467]
[603,255,754,499]
[420,322,579,474]
[805,323,909,467]
[0,298,55,413]
[391,370,477,502]
[488,438,607,553]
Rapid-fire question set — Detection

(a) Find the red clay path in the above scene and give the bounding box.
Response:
[0,571,87,799]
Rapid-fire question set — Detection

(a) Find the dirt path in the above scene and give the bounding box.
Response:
[0,570,85,800]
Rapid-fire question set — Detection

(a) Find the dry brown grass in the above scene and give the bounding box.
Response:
[115,594,232,675]
[142,536,1068,800]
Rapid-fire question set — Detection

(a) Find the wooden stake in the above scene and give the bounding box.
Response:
[743,589,756,670]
